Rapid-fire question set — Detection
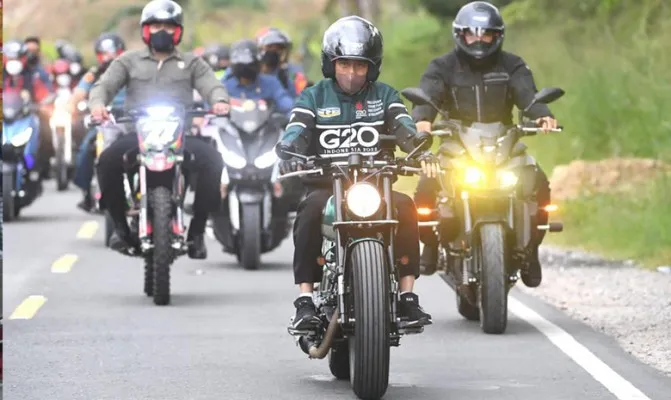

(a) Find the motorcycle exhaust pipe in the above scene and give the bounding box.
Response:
[302,308,340,359]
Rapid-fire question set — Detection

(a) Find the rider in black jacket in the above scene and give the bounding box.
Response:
[412,1,559,288]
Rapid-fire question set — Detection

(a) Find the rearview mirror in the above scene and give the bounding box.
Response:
[400,87,432,106]
[524,87,565,112]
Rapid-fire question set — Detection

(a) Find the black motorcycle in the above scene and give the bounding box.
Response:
[278,135,430,400]
[401,86,565,334]
[91,105,208,306]
[203,98,292,270]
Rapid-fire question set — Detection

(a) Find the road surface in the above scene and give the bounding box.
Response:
[3,183,670,399]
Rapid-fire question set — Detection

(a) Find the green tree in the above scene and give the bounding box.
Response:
[414,0,516,19]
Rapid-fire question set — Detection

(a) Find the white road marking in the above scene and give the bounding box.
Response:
[509,297,652,400]
[205,227,215,240]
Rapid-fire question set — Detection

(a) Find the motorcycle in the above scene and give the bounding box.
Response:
[90,104,208,306]
[1,90,45,221]
[401,86,565,334]
[278,136,430,400]
[49,71,77,191]
[202,98,291,270]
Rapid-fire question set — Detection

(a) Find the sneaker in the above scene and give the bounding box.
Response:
[398,292,432,326]
[290,296,321,331]
[420,245,438,275]
[521,246,542,288]
[109,229,140,256]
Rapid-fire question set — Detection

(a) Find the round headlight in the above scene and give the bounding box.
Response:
[346,183,381,218]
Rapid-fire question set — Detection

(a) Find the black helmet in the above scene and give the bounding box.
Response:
[140,0,184,45]
[321,16,383,82]
[230,39,259,65]
[257,28,292,50]
[94,33,126,55]
[203,44,230,69]
[453,1,505,60]
[230,39,261,80]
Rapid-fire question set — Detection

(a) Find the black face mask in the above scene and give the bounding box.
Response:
[149,30,175,52]
[26,52,40,67]
[233,64,259,81]
[261,51,281,69]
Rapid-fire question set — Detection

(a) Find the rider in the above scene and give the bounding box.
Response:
[222,39,294,115]
[70,32,128,212]
[23,36,53,86]
[55,41,86,82]
[203,43,230,80]
[4,39,53,177]
[89,0,230,259]
[411,1,558,287]
[275,16,438,331]
[256,27,309,98]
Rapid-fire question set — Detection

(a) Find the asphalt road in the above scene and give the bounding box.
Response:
[3,182,670,400]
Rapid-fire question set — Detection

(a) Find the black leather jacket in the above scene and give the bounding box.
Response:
[411,49,553,125]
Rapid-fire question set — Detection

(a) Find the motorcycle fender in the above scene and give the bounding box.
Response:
[237,188,265,204]
[344,238,388,276]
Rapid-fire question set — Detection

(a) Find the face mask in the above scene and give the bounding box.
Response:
[233,64,259,81]
[26,52,39,67]
[149,30,175,52]
[335,72,367,94]
[261,51,281,69]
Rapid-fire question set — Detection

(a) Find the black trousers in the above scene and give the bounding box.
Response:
[293,188,421,284]
[414,165,551,247]
[96,133,223,238]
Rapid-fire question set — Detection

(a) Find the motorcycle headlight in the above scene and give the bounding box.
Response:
[346,183,381,218]
[56,74,72,87]
[5,60,23,76]
[77,101,88,112]
[462,166,486,187]
[69,62,82,75]
[254,150,277,169]
[221,147,247,169]
[498,170,519,188]
[145,106,175,119]
[4,107,18,120]
[10,127,34,147]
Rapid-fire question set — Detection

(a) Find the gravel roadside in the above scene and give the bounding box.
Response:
[518,245,671,377]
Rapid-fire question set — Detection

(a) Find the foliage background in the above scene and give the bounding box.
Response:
[3,0,670,265]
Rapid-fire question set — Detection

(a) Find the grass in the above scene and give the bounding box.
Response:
[375,3,671,266]
[547,176,671,268]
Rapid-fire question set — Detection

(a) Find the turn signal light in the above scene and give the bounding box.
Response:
[544,204,558,212]
[417,207,432,216]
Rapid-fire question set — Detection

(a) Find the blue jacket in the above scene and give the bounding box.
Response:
[221,72,294,115]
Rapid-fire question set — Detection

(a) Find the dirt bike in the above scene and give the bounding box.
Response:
[90,105,208,306]
[278,135,430,400]
[401,86,565,334]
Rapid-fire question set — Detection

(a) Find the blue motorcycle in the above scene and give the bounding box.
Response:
[2,90,44,221]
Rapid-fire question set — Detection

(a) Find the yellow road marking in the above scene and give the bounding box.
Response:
[76,220,99,239]
[51,254,78,273]
[9,295,48,320]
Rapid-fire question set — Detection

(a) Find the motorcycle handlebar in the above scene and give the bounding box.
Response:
[276,159,422,181]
